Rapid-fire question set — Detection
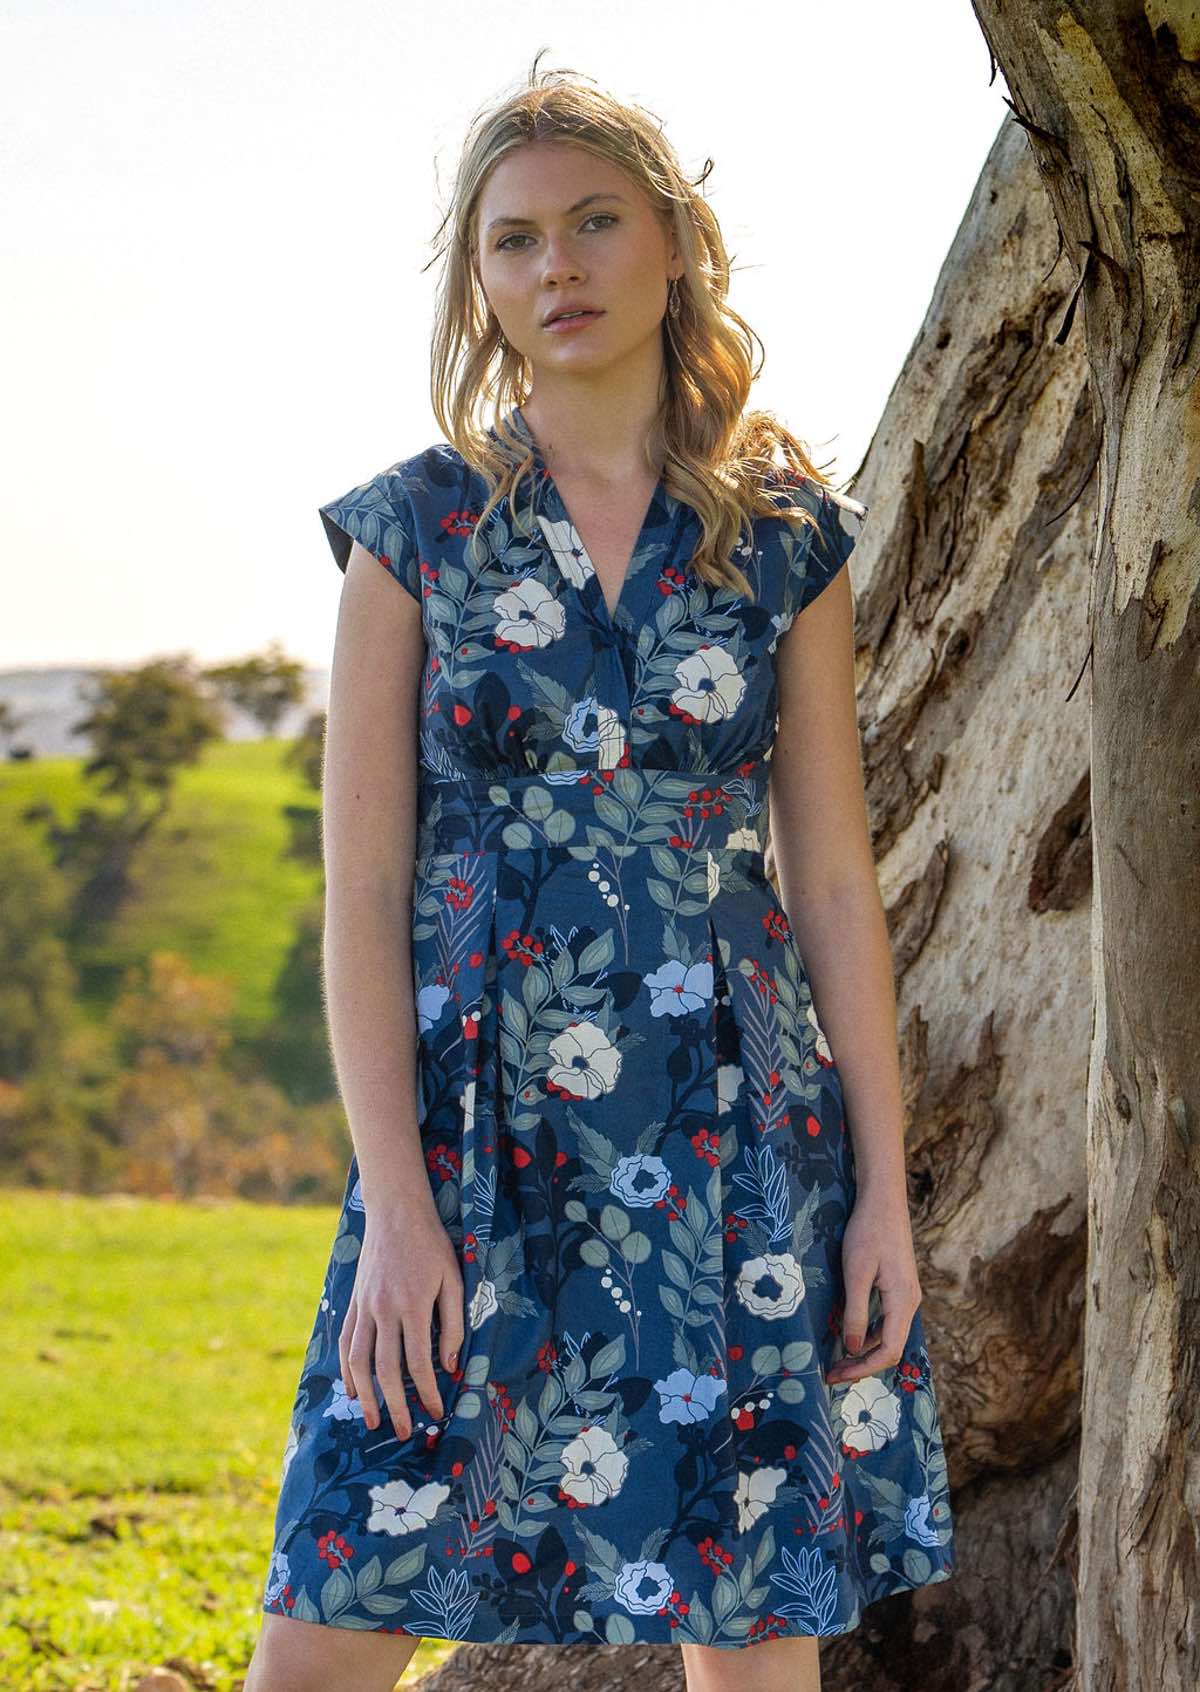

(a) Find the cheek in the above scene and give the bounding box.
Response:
[476,254,513,307]
[609,240,669,318]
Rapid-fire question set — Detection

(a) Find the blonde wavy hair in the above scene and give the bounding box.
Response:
[426,56,838,597]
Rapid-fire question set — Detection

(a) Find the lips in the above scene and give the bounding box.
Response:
[543,307,603,325]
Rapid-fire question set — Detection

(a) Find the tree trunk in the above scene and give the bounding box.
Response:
[966,8,1200,1690]
[417,106,1107,1689]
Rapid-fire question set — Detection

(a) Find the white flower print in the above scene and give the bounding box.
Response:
[463,1074,476,1137]
[671,646,747,723]
[735,1465,787,1533]
[366,1477,451,1536]
[806,1000,832,1062]
[262,1549,290,1604]
[279,1419,300,1482]
[614,1558,674,1614]
[838,1376,902,1454]
[559,1426,628,1505]
[705,850,720,904]
[596,703,627,771]
[563,695,625,768]
[537,513,595,590]
[644,957,714,1018]
[717,1061,744,1115]
[735,1252,806,1320]
[493,577,567,650]
[546,1021,622,1100]
[725,825,761,853]
[468,1277,498,1329]
[324,1376,366,1421]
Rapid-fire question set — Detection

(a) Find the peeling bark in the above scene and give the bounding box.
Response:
[968,8,1200,1689]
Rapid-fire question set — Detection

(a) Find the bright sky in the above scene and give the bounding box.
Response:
[2,1,1010,671]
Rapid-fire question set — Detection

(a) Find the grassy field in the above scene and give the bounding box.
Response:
[0,1188,455,1691]
[0,739,323,1036]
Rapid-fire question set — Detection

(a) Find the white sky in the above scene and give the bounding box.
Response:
[1,1,1010,670]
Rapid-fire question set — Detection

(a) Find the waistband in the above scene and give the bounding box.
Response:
[417,756,772,858]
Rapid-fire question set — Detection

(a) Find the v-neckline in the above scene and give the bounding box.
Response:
[508,404,666,632]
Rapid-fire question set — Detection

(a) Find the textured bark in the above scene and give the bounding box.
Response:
[416,109,1106,1690]
[967,10,1200,1691]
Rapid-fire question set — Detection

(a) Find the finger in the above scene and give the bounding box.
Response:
[841,1275,875,1354]
[349,1317,381,1430]
[437,1273,465,1376]
[374,1316,412,1441]
[826,1318,888,1383]
[338,1301,359,1398]
[874,1302,912,1368]
[827,1359,873,1385]
[404,1309,444,1421]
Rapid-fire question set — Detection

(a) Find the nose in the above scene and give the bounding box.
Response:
[540,236,584,288]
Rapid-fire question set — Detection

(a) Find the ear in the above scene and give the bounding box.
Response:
[660,211,683,278]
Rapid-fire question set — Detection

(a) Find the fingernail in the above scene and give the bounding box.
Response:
[846,1333,862,1352]
[447,1352,458,1369]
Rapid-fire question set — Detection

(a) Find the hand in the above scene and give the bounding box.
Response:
[338,1199,465,1440]
[824,1187,922,1386]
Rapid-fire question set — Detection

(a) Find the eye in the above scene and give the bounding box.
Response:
[495,213,618,252]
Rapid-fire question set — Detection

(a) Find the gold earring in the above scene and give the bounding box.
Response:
[668,276,682,318]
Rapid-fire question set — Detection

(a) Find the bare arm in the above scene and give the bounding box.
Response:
[323,538,464,1436]
[769,566,921,1382]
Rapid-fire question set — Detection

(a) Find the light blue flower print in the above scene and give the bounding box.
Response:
[903,1492,942,1547]
[323,1377,365,1422]
[644,958,714,1017]
[768,609,796,654]
[416,981,451,1032]
[653,1368,728,1424]
[610,1153,671,1207]
[614,1559,675,1615]
[564,695,607,753]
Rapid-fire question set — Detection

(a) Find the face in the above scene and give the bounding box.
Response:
[475,139,682,379]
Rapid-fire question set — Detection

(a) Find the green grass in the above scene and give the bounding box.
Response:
[0,741,323,1035]
[0,1189,455,1690]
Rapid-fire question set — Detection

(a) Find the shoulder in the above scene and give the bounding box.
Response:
[757,466,868,561]
[757,464,867,524]
[385,439,473,504]
[754,468,868,621]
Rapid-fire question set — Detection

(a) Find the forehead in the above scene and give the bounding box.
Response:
[478,140,640,219]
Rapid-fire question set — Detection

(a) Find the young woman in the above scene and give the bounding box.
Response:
[247,62,955,1692]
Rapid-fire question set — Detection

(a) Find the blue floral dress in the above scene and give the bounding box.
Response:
[261,405,956,1648]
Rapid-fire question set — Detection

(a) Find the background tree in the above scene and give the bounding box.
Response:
[20,655,224,928]
[203,639,308,735]
[0,828,77,1082]
[109,949,346,1201]
[968,7,1200,1690]
[0,697,28,758]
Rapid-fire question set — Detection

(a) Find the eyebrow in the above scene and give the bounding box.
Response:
[485,192,629,233]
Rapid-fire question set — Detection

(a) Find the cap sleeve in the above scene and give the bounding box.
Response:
[780,477,867,620]
[318,469,423,603]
